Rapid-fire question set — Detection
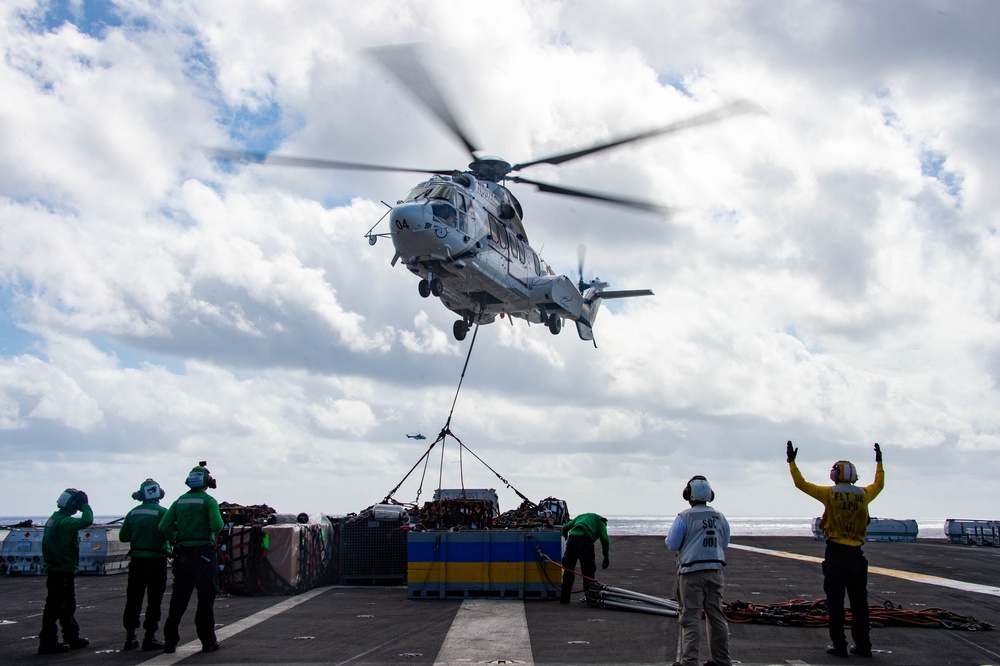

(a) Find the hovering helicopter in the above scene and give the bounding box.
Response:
[205,45,758,344]
[406,432,427,441]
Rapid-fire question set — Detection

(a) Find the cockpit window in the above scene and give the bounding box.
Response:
[405,184,454,204]
[431,201,458,225]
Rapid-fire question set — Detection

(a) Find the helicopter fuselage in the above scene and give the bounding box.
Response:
[382,172,586,339]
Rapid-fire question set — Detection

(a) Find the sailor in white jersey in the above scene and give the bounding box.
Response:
[665,475,732,666]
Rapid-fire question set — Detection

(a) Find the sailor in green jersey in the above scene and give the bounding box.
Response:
[788,440,885,658]
[159,463,225,654]
[559,513,610,604]
[38,488,93,655]
[119,478,171,652]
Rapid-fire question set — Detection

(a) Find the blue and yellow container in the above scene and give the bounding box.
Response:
[407,529,562,599]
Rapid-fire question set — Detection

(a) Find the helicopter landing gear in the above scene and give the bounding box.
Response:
[430,278,444,297]
[547,313,562,335]
[418,277,444,298]
[453,320,470,341]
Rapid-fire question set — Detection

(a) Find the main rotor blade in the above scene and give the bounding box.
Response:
[201,147,449,175]
[512,99,763,171]
[508,175,673,216]
[367,44,478,160]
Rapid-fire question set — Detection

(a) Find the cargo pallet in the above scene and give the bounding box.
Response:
[407,529,562,600]
[339,517,409,586]
[2,525,128,576]
[408,584,558,599]
[944,519,1000,546]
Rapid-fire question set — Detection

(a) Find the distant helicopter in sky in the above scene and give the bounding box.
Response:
[406,432,427,440]
[205,44,758,345]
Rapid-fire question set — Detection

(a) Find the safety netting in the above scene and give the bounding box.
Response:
[216,503,337,595]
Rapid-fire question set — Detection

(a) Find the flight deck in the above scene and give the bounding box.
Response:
[2,536,998,665]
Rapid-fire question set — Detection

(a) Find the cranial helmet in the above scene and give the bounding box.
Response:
[683,475,715,503]
[132,478,164,502]
[56,488,82,511]
[186,462,217,490]
[830,460,859,484]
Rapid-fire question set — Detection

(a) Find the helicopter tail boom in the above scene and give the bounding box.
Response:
[575,286,654,342]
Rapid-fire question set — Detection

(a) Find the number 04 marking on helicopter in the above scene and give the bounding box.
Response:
[205,45,760,345]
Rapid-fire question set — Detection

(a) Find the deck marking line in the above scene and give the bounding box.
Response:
[138,585,332,665]
[434,599,533,666]
[730,544,1000,597]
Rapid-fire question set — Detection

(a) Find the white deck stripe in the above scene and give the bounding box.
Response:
[730,543,1000,597]
[434,599,533,666]
[138,586,332,665]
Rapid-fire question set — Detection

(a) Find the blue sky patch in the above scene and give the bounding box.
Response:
[181,40,294,157]
[0,287,41,358]
[224,96,287,155]
[89,334,186,375]
[920,149,963,201]
[656,71,692,96]
[29,0,122,38]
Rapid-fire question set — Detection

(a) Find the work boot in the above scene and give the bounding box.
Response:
[141,634,165,651]
[163,643,177,654]
[202,641,220,653]
[37,642,71,655]
[123,633,140,650]
[66,637,90,649]
[826,644,849,657]
[850,644,874,657]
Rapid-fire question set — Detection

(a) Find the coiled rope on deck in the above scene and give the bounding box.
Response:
[723,598,993,631]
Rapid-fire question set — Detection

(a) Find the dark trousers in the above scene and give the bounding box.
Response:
[123,557,167,636]
[39,572,80,646]
[823,541,871,650]
[560,535,596,603]
[163,546,219,647]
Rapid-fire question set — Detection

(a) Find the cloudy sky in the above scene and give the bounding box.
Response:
[2,0,998,526]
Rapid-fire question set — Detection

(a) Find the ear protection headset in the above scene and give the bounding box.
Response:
[682,475,715,502]
[830,460,859,484]
[132,478,165,501]
[186,461,217,489]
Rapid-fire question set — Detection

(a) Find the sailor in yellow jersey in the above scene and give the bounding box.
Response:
[787,440,884,658]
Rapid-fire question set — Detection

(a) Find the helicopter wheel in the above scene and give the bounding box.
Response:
[453,320,469,341]
[418,279,431,298]
[547,313,562,335]
[430,278,444,297]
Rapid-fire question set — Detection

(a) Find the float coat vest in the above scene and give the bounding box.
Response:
[676,504,727,574]
[790,461,884,547]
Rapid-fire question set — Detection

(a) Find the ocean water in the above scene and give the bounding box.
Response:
[605,515,947,539]
[3,515,948,538]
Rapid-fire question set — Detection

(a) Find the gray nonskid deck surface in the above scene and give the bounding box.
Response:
[1,536,998,665]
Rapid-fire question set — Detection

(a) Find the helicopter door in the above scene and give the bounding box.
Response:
[488,215,509,256]
[456,192,471,234]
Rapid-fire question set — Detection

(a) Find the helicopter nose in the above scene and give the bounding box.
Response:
[389,202,439,261]
[389,202,431,233]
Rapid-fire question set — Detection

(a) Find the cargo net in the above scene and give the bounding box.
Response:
[723,599,993,631]
[405,496,569,531]
[216,503,336,596]
[495,497,570,529]
[416,498,495,530]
